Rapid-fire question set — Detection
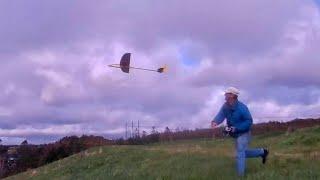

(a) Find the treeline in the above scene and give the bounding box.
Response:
[116,118,320,145]
[0,135,112,178]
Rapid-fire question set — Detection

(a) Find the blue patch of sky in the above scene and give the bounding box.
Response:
[179,48,200,67]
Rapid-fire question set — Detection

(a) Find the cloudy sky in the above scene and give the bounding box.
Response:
[0,0,320,144]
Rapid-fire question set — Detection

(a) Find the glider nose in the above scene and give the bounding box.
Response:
[157,65,167,73]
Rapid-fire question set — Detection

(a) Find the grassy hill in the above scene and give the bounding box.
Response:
[6,126,320,180]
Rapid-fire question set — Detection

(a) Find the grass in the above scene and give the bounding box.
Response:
[6,126,320,180]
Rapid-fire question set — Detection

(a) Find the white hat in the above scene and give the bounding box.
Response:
[224,87,240,96]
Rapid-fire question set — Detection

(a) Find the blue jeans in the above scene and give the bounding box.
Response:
[235,132,264,176]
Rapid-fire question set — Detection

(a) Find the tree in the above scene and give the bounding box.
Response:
[142,131,147,137]
[164,127,171,133]
[151,126,157,134]
[21,140,28,146]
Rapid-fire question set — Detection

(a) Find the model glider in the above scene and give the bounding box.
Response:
[108,53,167,73]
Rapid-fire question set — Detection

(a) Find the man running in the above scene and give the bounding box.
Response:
[211,87,269,176]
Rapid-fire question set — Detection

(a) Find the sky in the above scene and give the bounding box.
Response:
[0,0,320,144]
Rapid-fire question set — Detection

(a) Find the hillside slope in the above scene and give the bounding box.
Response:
[6,126,320,180]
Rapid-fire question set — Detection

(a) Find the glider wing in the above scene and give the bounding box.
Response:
[120,53,131,73]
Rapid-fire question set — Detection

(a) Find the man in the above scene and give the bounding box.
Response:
[211,87,269,176]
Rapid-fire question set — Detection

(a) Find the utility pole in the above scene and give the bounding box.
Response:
[125,121,128,139]
[138,120,140,137]
[131,120,133,138]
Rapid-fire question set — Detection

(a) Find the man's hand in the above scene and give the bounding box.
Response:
[225,126,236,133]
[211,121,218,129]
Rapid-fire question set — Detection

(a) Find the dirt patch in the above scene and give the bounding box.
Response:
[29,170,37,177]
[274,151,320,160]
[145,145,233,157]
[310,151,320,160]
[273,152,304,158]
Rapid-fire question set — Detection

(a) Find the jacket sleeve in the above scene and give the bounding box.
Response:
[236,105,253,132]
[213,105,225,125]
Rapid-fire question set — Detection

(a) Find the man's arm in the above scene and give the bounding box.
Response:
[212,105,225,126]
[236,105,253,132]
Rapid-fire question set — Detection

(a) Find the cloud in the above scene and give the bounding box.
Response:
[0,0,319,144]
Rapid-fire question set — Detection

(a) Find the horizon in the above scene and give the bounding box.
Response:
[2,117,319,145]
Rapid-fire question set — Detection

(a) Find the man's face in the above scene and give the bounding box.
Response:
[225,93,236,105]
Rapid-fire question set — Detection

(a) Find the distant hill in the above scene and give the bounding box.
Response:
[121,118,320,144]
[0,135,112,178]
[6,125,320,179]
[2,117,320,178]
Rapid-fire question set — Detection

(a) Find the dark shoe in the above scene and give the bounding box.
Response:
[262,148,269,164]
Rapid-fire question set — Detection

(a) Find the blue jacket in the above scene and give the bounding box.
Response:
[213,100,253,137]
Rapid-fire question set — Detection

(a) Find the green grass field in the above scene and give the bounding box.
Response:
[6,126,320,180]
